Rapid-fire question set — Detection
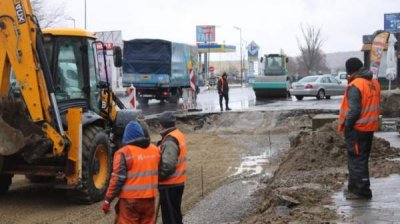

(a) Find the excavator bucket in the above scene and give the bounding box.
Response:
[0,116,25,156]
[0,98,31,156]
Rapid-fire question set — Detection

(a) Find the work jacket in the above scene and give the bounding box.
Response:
[159,129,187,185]
[217,76,229,94]
[106,139,160,201]
[338,76,380,132]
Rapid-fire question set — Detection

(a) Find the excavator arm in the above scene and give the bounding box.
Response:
[0,0,65,156]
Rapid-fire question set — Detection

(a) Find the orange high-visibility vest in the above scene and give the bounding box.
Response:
[338,78,380,132]
[159,129,187,185]
[118,144,160,199]
[218,77,225,92]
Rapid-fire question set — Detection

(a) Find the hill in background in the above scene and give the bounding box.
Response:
[325,51,364,73]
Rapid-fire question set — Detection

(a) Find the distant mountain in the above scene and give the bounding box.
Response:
[324,51,364,72]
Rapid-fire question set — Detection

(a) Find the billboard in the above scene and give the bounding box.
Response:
[95,30,123,89]
[247,41,259,61]
[196,25,215,43]
[384,13,400,32]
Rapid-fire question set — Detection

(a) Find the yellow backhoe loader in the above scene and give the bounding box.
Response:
[0,0,142,203]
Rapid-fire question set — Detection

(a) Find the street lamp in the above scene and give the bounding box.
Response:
[66,16,76,28]
[84,0,87,29]
[233,26,243,86]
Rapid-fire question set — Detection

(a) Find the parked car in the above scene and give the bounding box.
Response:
[335,71,348,85]
[289,75,346,100]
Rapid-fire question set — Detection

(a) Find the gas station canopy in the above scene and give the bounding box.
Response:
[197,43,236,53]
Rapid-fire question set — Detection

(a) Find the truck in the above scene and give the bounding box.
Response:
[0,0,142,204]
[252,54,290,98]
[122,39,199,104]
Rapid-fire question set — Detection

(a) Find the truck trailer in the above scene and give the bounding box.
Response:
[122,39,199,104]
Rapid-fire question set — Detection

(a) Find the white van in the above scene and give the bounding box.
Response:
[335,72,348,85]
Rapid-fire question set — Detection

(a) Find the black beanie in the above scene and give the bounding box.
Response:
[345,57,363,74]
[159,111,176,128]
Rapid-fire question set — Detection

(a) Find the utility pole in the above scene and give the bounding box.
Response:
[84,0,87,29]
[234,26,243,86]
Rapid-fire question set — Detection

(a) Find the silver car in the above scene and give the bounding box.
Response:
[289,75,346,100]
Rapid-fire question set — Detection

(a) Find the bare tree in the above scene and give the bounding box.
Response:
[31,0,65,28]
[297,24,329,75]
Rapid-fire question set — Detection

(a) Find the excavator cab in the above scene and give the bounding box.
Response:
[42,29,101,114]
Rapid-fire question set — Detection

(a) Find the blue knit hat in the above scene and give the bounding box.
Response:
[122,121,144,145]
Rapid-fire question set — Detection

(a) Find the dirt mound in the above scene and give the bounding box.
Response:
[244,121,400,223]
[381,89,400,117]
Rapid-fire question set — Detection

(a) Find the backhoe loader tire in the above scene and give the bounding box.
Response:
[69,126,111,204]
[25,175,55,183]
[0,174,13,195]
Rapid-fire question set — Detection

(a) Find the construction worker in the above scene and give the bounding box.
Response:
[157,111,187,224]
[337,57,381,200]
[102,120,160,224]
[217,72,231,111]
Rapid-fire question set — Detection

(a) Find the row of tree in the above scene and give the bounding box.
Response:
[289,24,330,76]
[31,0,65,28]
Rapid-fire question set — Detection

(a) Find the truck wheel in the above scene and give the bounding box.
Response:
[25,175,55,183]
[168,89,180,104]
[138,97,149,105]
[0,174,13,195]
[69,126,111,204]
[316,89,325,100]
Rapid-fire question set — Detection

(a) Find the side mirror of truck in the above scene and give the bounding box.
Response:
[113,46,122,67]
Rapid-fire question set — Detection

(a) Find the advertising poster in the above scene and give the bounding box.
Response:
[384,13,400,33]
[370,31,389,77]
[196,25,216,43]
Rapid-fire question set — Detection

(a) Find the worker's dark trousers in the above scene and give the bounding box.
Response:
[159,185,184,224]
[219,93,229,110]
[345,129,374,197]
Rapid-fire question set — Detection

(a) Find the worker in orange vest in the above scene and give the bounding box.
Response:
[102,120,160,224]
[157,111,187,224]
[217,72,231,111]
[337,57,381,200]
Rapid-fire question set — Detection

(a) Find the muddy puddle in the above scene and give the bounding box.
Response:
[183,133,289,224]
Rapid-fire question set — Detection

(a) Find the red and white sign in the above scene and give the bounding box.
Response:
[209,66,215,73]
[127,84,136,109]
[96,42,114,50]
[189,69,196,92]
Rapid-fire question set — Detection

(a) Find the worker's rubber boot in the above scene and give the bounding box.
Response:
[344,189,372,200]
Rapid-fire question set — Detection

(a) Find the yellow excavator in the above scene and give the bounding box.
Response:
[0,0,142,203]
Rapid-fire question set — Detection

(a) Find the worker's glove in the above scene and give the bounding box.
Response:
[102,200,111,214]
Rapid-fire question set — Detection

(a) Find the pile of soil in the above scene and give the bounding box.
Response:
[243,121,400,223]
[381,89,400,117]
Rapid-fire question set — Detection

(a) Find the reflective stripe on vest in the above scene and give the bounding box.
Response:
[219,77,225,92]
[119,144,160,199]
[338,78,380,132]
[159,129,187,185]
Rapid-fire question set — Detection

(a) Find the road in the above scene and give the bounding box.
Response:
[120,86,343,116]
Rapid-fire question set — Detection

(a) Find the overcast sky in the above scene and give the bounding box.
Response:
[57,0,398,59]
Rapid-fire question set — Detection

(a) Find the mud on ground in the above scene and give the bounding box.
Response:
[242,121,400,223]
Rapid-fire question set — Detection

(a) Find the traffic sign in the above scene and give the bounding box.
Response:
[209,66,215,72]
